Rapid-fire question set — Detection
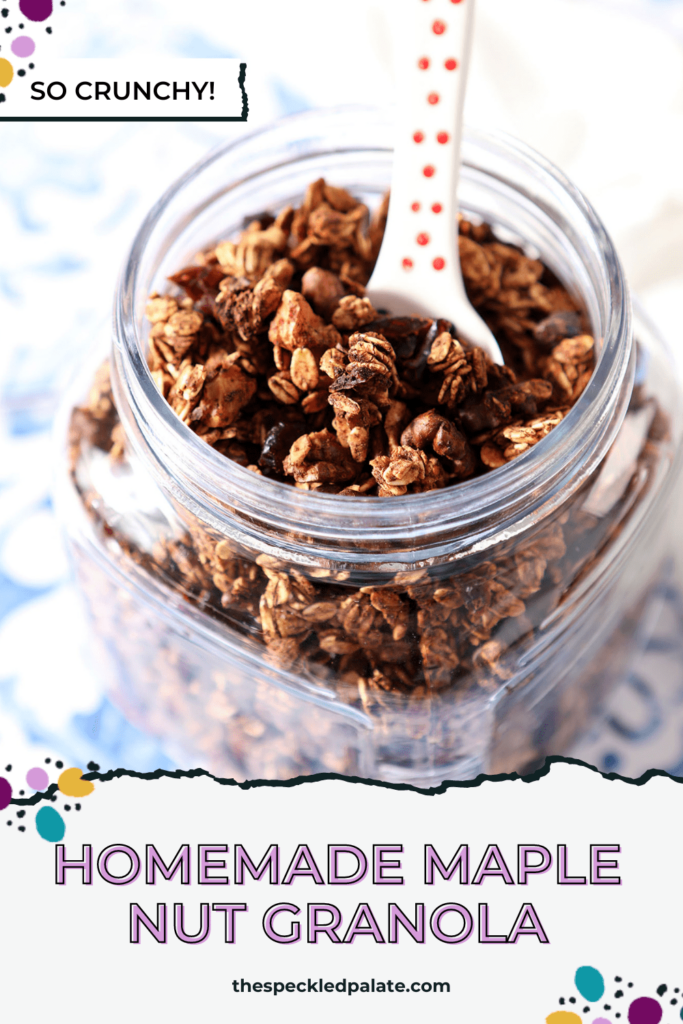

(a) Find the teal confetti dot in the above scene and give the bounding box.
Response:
[35,805,65,842]
[575,967,605,1002]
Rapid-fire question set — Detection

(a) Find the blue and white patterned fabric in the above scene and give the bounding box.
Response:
[1,0,682,774]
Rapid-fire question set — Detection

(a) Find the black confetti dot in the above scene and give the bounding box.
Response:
[64,805,71,812]
[1,8,8,15]
[75,803,81,811]
[5,765,11,772]
[19,790,24,796]
[658,985,668,997]
[28,62,34,68]
[675,989,680,994]
[5,25,11,32]
[87,762,100,772]
[18,826,25,832]
[615,978,622,983]
[0,94,5,103]
[55,761,63,768]
[45,25,51,32]
[583,1008,590,1014]
[616,1015,621,1020]
[18,21,23,26]
[628,983,633,989]
[50,795,57,802]
[17,810,25,819]
[18,68,25,75]
[672,1000,678,1006]
[559,999,565,1006]
[6,820,12,825]
[604,1007,611,1012]
[615,991,624,999]
[569,998,576,1005]
[45,758,51,764]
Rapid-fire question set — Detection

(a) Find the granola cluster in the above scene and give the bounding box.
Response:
[144,179,594,495]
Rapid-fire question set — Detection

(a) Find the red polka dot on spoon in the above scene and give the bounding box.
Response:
[431,202,443,214]
[413,130,425,143]
[427,92,440,105]
[418,57,430,70]
[445,58,458,70]
[423,165,435,178]
[402,258,414,270]
[437,131,450,144]
[432,19,446,35]
[433,257,446,270]
[411,202,421,212]
[417,232,430,246]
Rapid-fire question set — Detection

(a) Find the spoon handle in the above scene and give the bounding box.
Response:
[368,0,481,327]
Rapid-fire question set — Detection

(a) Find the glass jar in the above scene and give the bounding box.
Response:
[56,108,683,786]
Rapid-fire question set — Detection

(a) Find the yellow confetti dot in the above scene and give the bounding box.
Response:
[546,1014,583,1024]
[58,767,95,798]
[0,58,14,88]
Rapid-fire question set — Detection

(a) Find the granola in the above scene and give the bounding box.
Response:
[141,179,592,496]
[65,177,673,779]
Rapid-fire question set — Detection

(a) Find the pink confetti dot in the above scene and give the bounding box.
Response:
[431,202,443,213]
[423,165,435,178]
[402,258,414,270]
[417,232,430,246]
[418,57,430,70]
[433,257,446,270]
[11,35,35,57]
[445,58,458,70]
[411,202,421,212]
[413,130,425,143]
[437,131,450,144]
[27,767,49,790]
[432,19,446,35]
[427,91,440,105]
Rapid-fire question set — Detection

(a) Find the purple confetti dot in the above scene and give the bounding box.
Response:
[11,34,35,56]
[26,767,49,790]
[628,998,662,1024]
[0,777,12,810]
[18,0,52,21]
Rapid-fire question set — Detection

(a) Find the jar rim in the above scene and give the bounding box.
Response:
[114,106,632,556]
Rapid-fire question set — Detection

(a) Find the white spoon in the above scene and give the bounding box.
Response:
[367,0,503,363]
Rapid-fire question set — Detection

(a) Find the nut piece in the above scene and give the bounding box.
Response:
[370,447,428,496]
[191,366,257,429]
[402,410,460,459]
[283,429,358,485]
[252,258,295,323]
[331,295,379,331]
[301,267,345,319]
[269,290,335,351]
